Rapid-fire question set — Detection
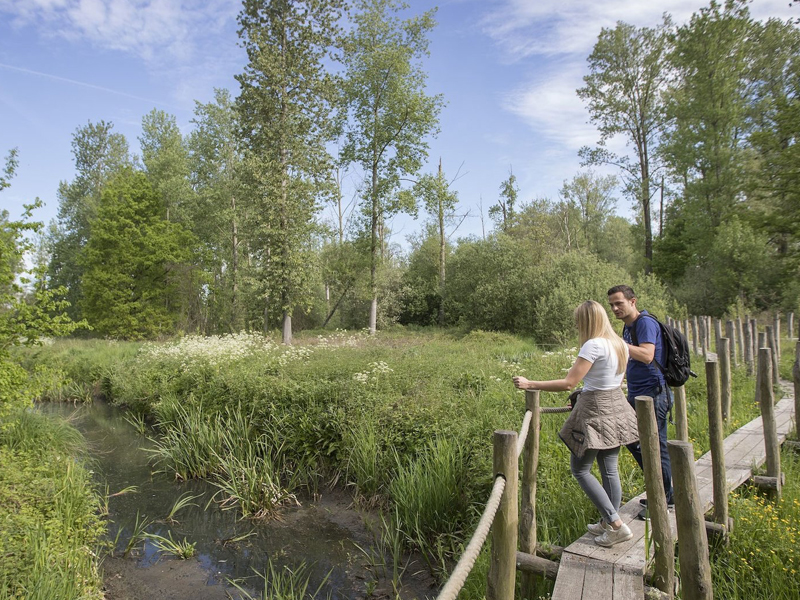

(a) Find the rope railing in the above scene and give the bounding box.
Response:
[516,409,532,456]
[540,405,571,414]
[436,396,573,600]
[435,475,507,600]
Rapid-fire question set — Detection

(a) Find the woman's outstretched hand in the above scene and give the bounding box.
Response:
[512,376,531,390]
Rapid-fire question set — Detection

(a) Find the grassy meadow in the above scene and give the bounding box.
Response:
[10,327,800,599]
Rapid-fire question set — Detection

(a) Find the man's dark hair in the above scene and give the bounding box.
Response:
[607,285,636,300]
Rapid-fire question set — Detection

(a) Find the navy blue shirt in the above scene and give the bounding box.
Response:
[623,310,665,400]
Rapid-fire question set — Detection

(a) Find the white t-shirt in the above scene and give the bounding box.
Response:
[578,337,625,391]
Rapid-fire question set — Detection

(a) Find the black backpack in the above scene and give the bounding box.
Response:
[630,313,697,388]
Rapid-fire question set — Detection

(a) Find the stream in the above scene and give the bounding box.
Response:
[39,400,435,600]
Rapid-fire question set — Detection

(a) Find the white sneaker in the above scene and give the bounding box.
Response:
[594,523,633,547]
[587,520,613,536]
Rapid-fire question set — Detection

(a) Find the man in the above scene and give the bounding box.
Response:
[607,285,674,520]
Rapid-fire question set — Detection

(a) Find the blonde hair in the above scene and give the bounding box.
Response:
[574,300,628,375]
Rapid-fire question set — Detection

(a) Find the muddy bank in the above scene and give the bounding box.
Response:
[40,401,437,599]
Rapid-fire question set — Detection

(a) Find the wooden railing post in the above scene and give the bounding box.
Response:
[794,342,800,441]
[750,318,759,369]
[692,316,699,356]
[634,396,675,598]
[788,312,795,341]
[699,317,707,358]
[667,440,713,600]
[705,359,729,530]
[757,348,782,500]
[725,320,737,367]
[520,391,540,600]
[743,316,754,376]
[767,325,780,386]
[736,318,745,368]
[488,430,518,600]
[714,319,723,354]
[719,338,731,422]
[774,313,782,358]
[674,385,689,442]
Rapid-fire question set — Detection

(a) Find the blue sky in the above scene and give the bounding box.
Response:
[1,0,796,247]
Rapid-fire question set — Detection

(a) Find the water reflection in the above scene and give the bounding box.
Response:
[39,401,379,597]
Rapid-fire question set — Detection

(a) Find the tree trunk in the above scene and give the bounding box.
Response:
[437,158,446,326]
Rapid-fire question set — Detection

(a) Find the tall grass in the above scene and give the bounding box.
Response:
[0,409,105,599]
[19,329,800,599]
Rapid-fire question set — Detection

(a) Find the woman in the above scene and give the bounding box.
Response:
[512,300,639,547]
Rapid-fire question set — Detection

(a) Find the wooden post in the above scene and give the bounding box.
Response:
[725,320,737,367]
[674,385,689,442]
[699,317,707,358]
[767,325,780,386]
[751,319,759,369]
[788,312,795,341]
[718,338,732,422]
[707,317,713,352]
[794,342,800,441]
[736,318,745,367]
[757,348,782,500]
[692,316,699,356]
[705,359,729,528]
[488,430,518,600]
[714,319,723,354]
[743,316,754,376]
[635,397,675,598]
[520,391,540,600]
[668,441,713,600]
[774,314,781,358]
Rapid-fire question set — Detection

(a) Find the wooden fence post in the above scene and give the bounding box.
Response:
[774,314,781,358]
[705,359,729,529]
[488,430,518,600]
[795,342,800,442]
[725,320,737,367]
[751,319,759,369]
[714,319,723,354]
[635,396,675,598]
[788,312,795,341]
[743,316,754,376]
[520,391,540,600]
[767,325,780,386]
[667,441,713,600]
[674,385,689,442]
[736,318,745,368]
[692,316,699,356]
[699,317,707,358]
[719,338,732,422]
[757,348,782,501]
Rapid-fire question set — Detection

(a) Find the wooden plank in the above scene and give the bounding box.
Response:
[551,552,588,600]
[613,563,646,599]
[582,560,613,599]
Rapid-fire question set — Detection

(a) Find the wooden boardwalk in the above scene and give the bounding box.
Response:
[551,387,796,600]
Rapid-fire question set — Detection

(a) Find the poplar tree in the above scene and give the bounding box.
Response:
[578,18,672,273]
[340,0,443,334]
[189,89,247,333]
[235,0,343,344]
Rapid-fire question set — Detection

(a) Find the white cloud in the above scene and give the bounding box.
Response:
[481,0,796,62]
[1,0,239,69]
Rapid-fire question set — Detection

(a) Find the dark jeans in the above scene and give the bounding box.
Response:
[626,386,674,504]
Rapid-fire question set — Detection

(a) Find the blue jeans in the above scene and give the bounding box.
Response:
[626,386,674,504]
